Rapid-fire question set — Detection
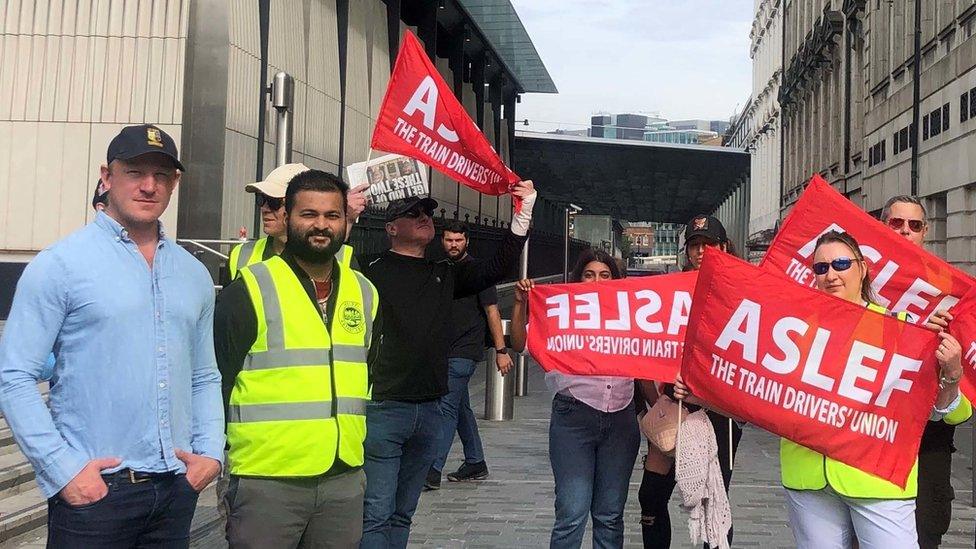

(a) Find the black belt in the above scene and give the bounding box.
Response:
[103,468,177,484]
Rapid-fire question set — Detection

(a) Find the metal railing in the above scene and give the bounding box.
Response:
[177,238,245,261]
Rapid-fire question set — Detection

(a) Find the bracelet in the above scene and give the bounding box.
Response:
[939,372,962,387]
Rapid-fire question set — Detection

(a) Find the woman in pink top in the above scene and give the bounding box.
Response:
[511,249,641,549]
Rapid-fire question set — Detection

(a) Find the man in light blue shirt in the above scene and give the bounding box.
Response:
[0,124,224,548]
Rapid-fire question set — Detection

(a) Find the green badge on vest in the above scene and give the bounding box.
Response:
[340,301,366,334]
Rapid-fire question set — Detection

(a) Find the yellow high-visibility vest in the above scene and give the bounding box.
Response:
[227,255,377,476]
[228,237,272,280]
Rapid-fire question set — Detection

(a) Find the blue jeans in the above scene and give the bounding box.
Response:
[549,393,640,549]
[432,358,486,472]
[47,472,199,548]
[361,400,441,549]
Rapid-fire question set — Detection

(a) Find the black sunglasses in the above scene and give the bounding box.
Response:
[397,207,433,220]
[812,257,855,275]
[258,194,284,210]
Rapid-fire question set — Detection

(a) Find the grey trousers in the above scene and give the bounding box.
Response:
[224,469,366,549]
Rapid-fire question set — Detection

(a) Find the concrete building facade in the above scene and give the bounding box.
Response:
[779,0,976,274]
[743,0,783,259]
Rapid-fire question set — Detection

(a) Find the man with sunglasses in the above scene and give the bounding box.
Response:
[881,195,971,549]
[360,182,538,549]
[225,163,368,283]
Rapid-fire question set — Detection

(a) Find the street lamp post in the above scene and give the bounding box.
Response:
[563,203,582,282]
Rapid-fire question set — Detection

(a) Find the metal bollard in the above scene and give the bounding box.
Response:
[515,355,529,396]
[484,348,514,421]
[485,320,515,421]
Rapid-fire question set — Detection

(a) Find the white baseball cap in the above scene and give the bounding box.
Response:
[245,163,311,198]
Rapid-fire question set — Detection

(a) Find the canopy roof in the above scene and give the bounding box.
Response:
[513,132,750,223]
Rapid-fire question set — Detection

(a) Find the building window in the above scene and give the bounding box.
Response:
[942,103,950,132]
[923,114,930,140]
[894,126,910,154]
[970,88,976,119]
[962,93,969,123]
[880,139,886,162]
[930,108,942,137]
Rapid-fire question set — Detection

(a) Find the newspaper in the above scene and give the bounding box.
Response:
[345,153,430,205]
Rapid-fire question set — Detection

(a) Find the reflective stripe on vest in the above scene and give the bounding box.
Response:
[228,256,377,476]
[227,397,367,422]
[229,237,271,280]
[336,244,352,269]
[780,303,916,499]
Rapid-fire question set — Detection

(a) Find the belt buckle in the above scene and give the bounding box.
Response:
[128,469,149,484]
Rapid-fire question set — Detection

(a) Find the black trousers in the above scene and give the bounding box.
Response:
[917,448,954,549]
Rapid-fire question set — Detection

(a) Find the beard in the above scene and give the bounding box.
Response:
[446,244,467,260]
[286,223,346,264]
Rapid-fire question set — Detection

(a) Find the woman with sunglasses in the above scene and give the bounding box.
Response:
[775,230,964,548]
[642,214,742,549]
[510,249,641,549]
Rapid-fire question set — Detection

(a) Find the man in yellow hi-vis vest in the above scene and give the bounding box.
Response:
[880,195,973,549]
[214,169,380,548]
[224,163,367,284]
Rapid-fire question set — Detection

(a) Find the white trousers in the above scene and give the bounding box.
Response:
[785,487,918,549]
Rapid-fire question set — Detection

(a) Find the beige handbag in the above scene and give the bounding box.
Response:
[640,394,685,457]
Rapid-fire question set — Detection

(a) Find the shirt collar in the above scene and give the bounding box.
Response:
[95,211,167,244]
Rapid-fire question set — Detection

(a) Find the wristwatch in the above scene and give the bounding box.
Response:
[495,347,508,354]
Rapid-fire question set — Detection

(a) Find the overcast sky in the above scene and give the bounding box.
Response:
[511,0,753,133]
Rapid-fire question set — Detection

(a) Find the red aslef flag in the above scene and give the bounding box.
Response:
[686,248,939,488]
[371,31,521,207]
[526,271,697,382]
[760,174,976,400]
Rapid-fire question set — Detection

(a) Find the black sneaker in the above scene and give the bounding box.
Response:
[423,468,441,491]
[446,461,489,482]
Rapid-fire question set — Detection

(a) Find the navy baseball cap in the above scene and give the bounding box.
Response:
[106,124,185,171]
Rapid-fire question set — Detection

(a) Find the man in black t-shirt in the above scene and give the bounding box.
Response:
[359,182,537,549]
[423,222,514,491]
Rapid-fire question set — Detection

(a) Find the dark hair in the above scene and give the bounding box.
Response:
[443,220,468,235]
[569,248,622,282]
[813,230,876,304]
[285,169,349,213]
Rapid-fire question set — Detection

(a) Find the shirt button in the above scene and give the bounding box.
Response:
[158,347,164,353]
[159,382,166,389]
[115,237,121,242]
[606,385,612,389]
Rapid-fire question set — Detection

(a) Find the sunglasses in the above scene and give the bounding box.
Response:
[397,207,433,220]
[886,217,925,233]
[258,194,284,210]
[812,257,856,275]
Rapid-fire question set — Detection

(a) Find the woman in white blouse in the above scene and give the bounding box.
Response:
[511,248,640,549]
